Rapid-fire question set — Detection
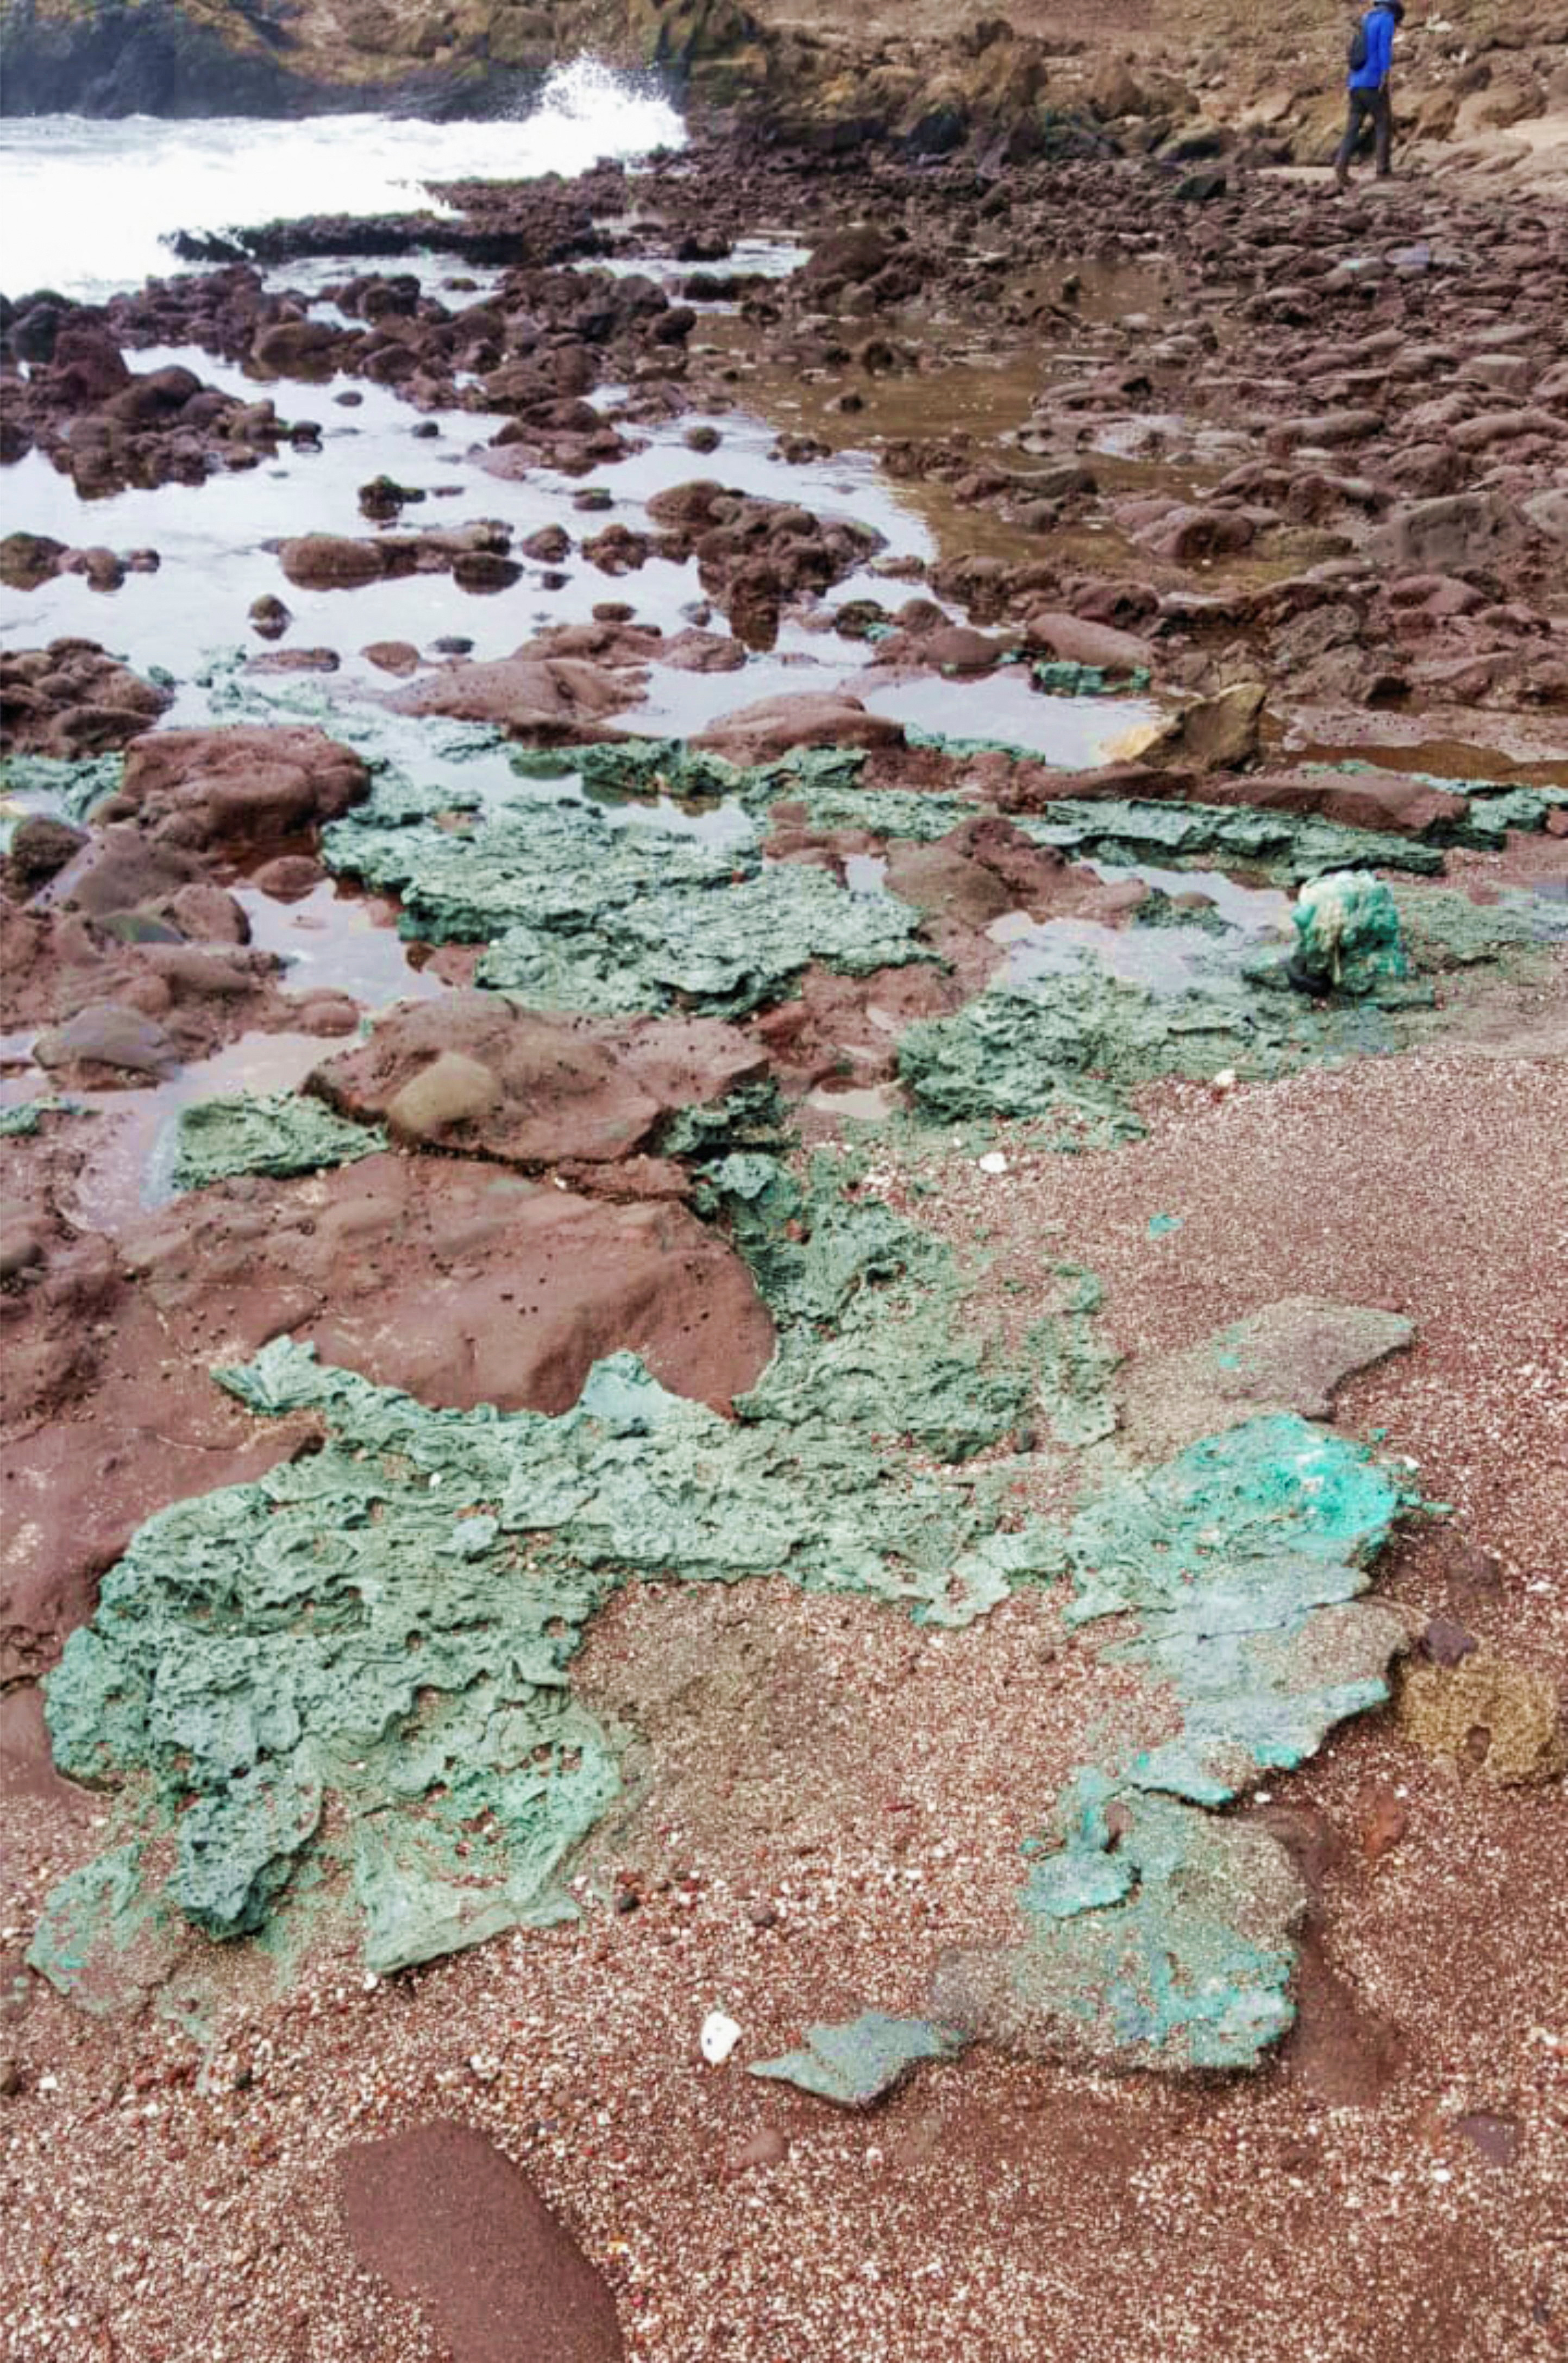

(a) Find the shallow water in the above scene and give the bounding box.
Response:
[16,1030,338,1227]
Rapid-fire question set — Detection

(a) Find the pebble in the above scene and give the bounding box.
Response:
[700,2011,742,2066]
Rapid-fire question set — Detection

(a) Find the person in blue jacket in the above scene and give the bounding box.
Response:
[1335,1,1405,190]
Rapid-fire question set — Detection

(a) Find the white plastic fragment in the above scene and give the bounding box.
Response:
[1213,1067,1238,1090]
[701,2010,742,2066]
[977,1151,1008,1175]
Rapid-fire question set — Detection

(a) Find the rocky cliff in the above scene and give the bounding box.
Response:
[2,0,1566,198]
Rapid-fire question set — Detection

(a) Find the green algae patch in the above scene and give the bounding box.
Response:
[898,983,1151,1139]
[655,1080,792,1162]
[895,965,1382,1136]
[1390,880,1568,973]
[170,1093,386,1191]
[27,1842,186,2016]
[1031,660,1147,697]
[893,911,1449,1131]
[0,1097,73,1137]
[566,738,975,844]
[43,1346,632,1973]
[751,2013,966,2106]
[322,792,932,1019]
[1,750,126,825]
[1020,798,1446,882]
[1314,760,1568,849]
[38,1180,1063,1982]
[706,1151,1103,1462]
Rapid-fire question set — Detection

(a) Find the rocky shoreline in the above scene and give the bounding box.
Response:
[2,89,1567,2363]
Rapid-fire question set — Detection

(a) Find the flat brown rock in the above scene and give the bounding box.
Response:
[1024,610,1155,674]
[390,653,640,738]
[337,2121,623,2363]
[309,991,769,1165]
[693,692,904,764]
[117,1151,773,1417]
[0,1143,772,1681]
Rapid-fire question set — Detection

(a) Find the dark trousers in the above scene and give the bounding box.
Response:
[1336,86,1393,178]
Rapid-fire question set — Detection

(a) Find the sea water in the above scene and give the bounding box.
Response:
[0,58,686,302]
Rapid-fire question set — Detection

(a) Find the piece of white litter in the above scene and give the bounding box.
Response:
[978,1151,1008,1175]
[1213,1068,1238,1089]
[701,2010,742,2066]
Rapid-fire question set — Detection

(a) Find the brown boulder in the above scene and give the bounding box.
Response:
[309,992,768,1167]
[122,1152,773,1417]
[1142,506,1256,565]
[46,824,196,918]
[1134,682,1266,773]
[0,639,170,756]
[1371,492,1532,575]
[32,1001,179,1077]
[118,725,371,848]
[277,534,390,588]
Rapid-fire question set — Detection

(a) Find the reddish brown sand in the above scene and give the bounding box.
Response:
[3,1012,1565,2363]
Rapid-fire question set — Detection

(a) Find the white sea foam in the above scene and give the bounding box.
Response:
[0,59,686,301]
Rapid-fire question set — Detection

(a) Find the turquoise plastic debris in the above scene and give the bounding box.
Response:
[1290,872,1409,998]
[995,1773,1306,2071]
[749,2012,967,2105]
[1059,1413,1406,1627]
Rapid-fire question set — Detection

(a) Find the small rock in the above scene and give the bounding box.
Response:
[729,2126,789,2173]
[1359,1784,1407,1863]
[384,1051,504,1144]
[8,814,87,888]
[1456,2111,1521,2168]
[249,594,292,641]
[362,640,423,677]
[33,1001,178,1077]
[1420,1616,1478,1669]
[252,854,324,902]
